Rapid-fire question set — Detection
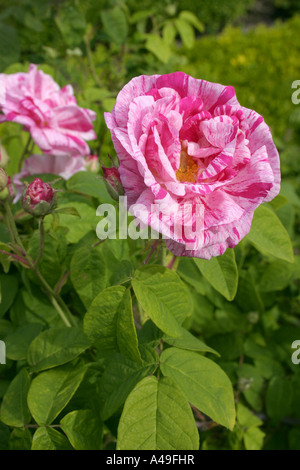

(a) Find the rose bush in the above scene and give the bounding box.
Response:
[0,64,96,156]
[105,72,280,259]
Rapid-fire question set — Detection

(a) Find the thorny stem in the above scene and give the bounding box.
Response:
[2,210,18,249]
[161,244,167,267]
[55,269,70,295]
[167,254,177,270]
[143,240,160,264]
[84,33,101,87]
[3,200,26,252]
[33,217,45,267]
[0,249,29,266]
[49,295,72,328]
[25,424,61,429]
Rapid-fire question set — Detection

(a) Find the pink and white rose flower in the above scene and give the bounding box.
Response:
[0,64,96,156]
[105,72,280,259]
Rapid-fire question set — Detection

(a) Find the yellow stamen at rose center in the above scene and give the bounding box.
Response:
[176,146,198,183]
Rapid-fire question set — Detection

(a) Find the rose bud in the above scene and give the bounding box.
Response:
[22,177,57,216]
[0,168,8,191]
[0,168,9,200]
[85,154,100,173]
[0,144,9,169]
[7,177,16,200]
[102,166,124,201]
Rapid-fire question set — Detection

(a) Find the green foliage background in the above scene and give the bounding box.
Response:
[0,0,300,451]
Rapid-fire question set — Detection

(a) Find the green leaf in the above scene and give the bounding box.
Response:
[194,248,238,301]
[61,410,103,450]
[0,319,14,338]
[259,258,300,292]
[268,194,288,210]
[160,348,236,430]
[9,428,32,450]
[44,200,98,244]
[163,328,219,356]
[27,365,86,426]
[174,18,195,49]
[179,11,205,32]
[10,288,59,327]
[145,34,171,63]
[28,229,67,288]
[55,4,86,48]
[237,403,262,428]
[31,427,72,450]
[236,269,264,313]
[117,376,199,450]
[0,368,31,428]
[0,423,10,450]
[111,259,133,285]
[24,13,44,33]
[237,404,266,450]
[289,429,300,451]
[132,267,191,337]
[27,327,91,372]
[162,21,177,45]
[70,245,107,309]
[244,426,265,451]
[246,205,294,262]
[0,223,10,243]
[265,376,293,422]
[0,274,18,317]
[177,257,205,294]
[0,24,20,72]
[84,286,142,363]
[54,207,81,217]
[5,323,43,361]
[237,364,264,412]
[101,7,128,46]
[66,172,113,202]
[280,181,300,208]
[99,352,158,420]
[0,242,11,273]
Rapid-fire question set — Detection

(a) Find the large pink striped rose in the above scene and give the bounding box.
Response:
[105,72,280,259]
[0,64,96,156]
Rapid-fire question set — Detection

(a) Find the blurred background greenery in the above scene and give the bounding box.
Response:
[0,0,300,451]
[1,0,300,179]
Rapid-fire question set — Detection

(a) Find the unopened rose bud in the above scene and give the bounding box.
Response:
[0,168,8,191]
[22,177,57,216]
[0,144,9,169]
[85,154,100,173]
[7,177,15,199]
[102,166,124,201]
